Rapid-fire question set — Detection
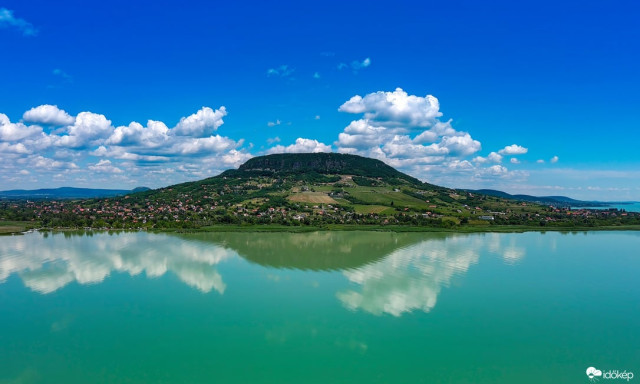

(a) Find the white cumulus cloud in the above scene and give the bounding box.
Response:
[498,144,528,155]
[23,105,75,126]
[0,105,250,189]
[173,106,227,137]
[31,155,78,171]
[172,135,242,155]
[474,152,503,164]
[333,88,488,184]
[267,138,332,154]
[338,88,442,128]
[0,113,43,141]
[88,159,123,174]
[106,120,169,148]
[56,112,113,148]
[0,94,536,192]
[0,142,31,154]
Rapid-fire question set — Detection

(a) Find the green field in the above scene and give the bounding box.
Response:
[353,204,396,214]
[345,187,429,208]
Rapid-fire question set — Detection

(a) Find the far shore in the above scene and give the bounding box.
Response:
[3,222,640,235]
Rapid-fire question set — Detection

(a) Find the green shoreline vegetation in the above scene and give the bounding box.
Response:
[2,153,639,234]
[3,222,640,236]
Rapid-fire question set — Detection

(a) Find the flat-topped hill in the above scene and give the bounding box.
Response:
[222,153,424,186]
[238,153,415,178]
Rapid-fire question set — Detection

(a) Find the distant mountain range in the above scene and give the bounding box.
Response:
[0,187,150,199]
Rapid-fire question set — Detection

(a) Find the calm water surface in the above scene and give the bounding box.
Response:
[572,202,640,212]
[1,230,638,383]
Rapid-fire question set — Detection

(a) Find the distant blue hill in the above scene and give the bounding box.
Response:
[0,187,150,200]
[467,189,612,207]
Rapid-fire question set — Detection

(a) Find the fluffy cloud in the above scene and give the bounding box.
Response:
[474,165,509,178]
[171,135,241,155]
[438,134,481,156]
[1,93,535,191]
[0,104,248,189]
[31,155,78,171]
[267,138,332,154]
[173,106,227,137]
[106,120,169,147]
[337,119,387,149]
[217,149,253,168]
[474,152,503,164]
[333,88,488,182]
[0,113,42,141]
[23,104,75,126]
[498,144,528,155]
[0,8,38,36]
[0,142,30,154]
[56,112,113,148]
[88,159,123,174]
[91,146,169,163]
[550,155,559,163]
[471,165,529,183]
[338,88,442,127]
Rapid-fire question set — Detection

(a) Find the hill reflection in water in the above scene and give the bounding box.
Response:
[0,231,526,315]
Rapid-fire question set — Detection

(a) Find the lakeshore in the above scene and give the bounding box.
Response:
[4,221,640,235]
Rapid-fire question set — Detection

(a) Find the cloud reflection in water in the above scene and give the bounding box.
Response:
[337,233,527,316]
[0,231,233,294]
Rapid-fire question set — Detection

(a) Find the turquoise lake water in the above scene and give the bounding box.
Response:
[0,230,638,383]
[572,202,640,212]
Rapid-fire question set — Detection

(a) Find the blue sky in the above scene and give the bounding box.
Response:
[1,0,639,200]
